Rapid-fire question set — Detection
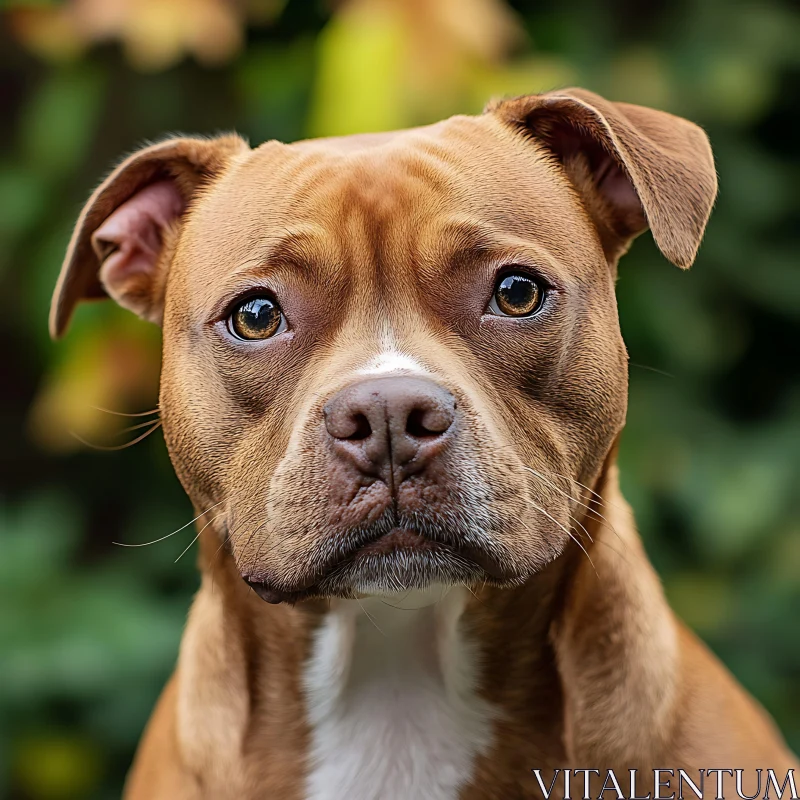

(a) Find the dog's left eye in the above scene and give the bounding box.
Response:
[228,296,286,340]
[487,272,545,317]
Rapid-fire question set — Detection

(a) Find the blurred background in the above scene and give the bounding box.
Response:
[0,0,798,796]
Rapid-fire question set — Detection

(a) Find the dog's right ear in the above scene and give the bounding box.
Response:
[49,134,249,339]
[487,88,717,269]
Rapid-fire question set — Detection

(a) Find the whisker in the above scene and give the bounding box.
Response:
[533,465,626,514]
[174,512,227,564]
[462,582,483,604]
[378,599,417,610]
[71,420,162,451]
[378,588,416,610]
[210,517,271,594]
[117,418,165,435]
[524,465,627,552]
[630,362,674,378]
[521,467,596,545]
[525,498,597,576]
[571,478,624,514]
[590,535,636,569]
[357,598,386,636]
[538,469,628,547]
[91,406,160,417]
[565,510,594,544]
[522,466,591,514]
[486,442,624,517]
[113,501,225,547]
[576,504,625,548]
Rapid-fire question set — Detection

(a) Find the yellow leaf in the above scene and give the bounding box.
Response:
[14,734,102,800]
[7,8,86,64]
[309,2,408,136]
[308,0,525,136]
[29,316,160,454]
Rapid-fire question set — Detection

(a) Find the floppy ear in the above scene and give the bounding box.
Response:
[487,88,717,268]
[50,134,249,338]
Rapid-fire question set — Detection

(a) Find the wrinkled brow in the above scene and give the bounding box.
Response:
[226,224,339,281]
[421,217,556,276]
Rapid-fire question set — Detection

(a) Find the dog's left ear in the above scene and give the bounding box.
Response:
[487,88,717,268]
[50,134,249,339]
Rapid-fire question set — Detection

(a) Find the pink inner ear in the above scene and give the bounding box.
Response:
[594,152,644,220]
[92,180,185,295]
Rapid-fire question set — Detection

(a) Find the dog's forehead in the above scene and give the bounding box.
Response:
[177,114,599,288]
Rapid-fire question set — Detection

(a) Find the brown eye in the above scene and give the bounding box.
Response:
[228,296,285,340]
[489,272,544,317]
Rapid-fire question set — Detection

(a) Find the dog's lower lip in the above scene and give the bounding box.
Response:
[245,579,296,604]
[353,527,435,556]
[244,529,456,604]
[244,526,510,604]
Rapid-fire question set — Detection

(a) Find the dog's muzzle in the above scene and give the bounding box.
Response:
[243,376,512,603]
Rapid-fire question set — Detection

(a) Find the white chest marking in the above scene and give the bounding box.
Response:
[303,587,496,800]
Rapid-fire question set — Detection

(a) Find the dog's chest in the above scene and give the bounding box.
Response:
[302,588,495,800]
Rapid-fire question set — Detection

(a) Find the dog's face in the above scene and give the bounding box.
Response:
[51,89,716,602]
[161,119,630,600]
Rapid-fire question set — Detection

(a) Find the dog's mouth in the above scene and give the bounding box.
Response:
[244,524,506,605]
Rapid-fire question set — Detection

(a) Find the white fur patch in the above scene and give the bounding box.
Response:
[303,587,495,800]
[357,350,429,376]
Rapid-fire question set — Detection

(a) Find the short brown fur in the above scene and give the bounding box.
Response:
[51,88,796,798]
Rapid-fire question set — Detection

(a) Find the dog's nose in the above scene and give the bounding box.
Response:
[323,377,456,480]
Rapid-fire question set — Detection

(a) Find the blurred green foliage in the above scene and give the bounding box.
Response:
[1,0,798,796]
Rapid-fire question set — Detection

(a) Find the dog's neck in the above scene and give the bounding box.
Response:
[302,587,499,799]
[176,459,677,794]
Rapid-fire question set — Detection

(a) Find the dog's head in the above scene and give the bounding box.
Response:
[51,89,716,602]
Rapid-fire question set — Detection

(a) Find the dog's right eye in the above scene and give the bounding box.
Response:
[228,296,286,340]
[487,271,545,317]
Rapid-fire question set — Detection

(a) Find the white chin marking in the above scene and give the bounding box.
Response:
[303,586,495,800]
[357,350,429,376]
[361,585,451,608]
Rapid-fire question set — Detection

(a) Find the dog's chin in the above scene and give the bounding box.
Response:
[318,536,490,598]
[244,528,515,605]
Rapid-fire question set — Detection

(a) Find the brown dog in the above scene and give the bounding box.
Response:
[51,88,797,799]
